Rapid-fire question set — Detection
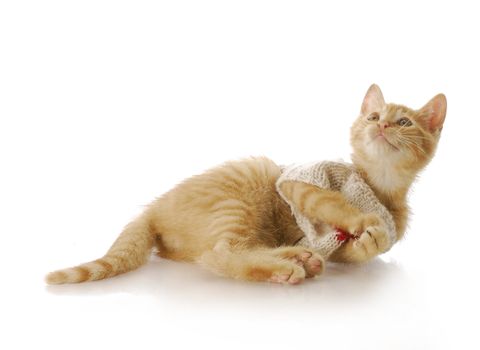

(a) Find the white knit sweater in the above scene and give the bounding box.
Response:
[276,161,397,258]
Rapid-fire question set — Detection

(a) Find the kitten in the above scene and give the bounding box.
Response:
[46,84,446,285]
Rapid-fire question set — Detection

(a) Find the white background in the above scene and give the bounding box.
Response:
[1,1,479,349]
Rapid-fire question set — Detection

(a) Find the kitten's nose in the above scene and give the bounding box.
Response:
[379,122,390,130]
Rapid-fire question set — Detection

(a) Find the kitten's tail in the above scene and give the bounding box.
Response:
[45,214,155,285]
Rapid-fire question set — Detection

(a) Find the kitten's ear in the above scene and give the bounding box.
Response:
[361,84,385,115]
[419,94,447,132]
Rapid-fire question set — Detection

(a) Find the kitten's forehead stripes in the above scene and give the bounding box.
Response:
[379,104,414,122]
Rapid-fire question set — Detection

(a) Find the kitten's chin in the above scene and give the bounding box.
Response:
[373,135,399,151]
[364,135,399,156]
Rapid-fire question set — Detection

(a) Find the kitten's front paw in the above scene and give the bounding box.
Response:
[351,224,389,262]
[345,213,381,237]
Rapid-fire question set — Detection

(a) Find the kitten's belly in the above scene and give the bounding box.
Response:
[152,156,304,260]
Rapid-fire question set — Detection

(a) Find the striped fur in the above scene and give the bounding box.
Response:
[46,216,155,284]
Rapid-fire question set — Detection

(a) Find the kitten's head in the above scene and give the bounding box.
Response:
[350,84,447,190]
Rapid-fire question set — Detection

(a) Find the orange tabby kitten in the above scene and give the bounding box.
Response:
[46,84,446,285]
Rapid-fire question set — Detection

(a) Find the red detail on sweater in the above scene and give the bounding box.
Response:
[335,229,349,241]
[335,228,355,242]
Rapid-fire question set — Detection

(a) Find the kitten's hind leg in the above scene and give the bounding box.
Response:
[198,239,324,284]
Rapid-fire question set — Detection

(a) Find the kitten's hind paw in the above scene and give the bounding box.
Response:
[267,265,306,285]
[274,247,325,278]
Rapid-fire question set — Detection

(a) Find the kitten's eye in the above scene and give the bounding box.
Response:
[397,118,413,127]
[367,112,380,121]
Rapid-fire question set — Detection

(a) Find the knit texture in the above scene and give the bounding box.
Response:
[276,161,397,259]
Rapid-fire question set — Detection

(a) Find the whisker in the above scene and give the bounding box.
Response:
[403,140,426,156]
[394,133,427,156]
[395,130,427,141]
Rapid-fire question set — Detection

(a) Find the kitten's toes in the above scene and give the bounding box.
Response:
[366,226,389,252]
[275,247,325,278]
[267,264,306,285]
[352,225,389,260]
[296,251,324,278]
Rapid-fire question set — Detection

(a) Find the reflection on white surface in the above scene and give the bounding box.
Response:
[38,255,447,350]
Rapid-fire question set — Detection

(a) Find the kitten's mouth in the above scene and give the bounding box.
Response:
[372,134,399,151]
